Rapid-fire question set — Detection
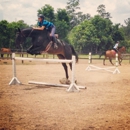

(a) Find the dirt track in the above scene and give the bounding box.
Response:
[0,59,130,130]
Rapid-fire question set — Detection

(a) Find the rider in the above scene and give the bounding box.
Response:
[33,14,58,49]
[113,41,119,53]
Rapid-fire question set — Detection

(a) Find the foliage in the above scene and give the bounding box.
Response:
[37,4,55,23]
[0,0,130,53]
[66,0,91,29]
[68,15,125,53]
[0,20,29,49]
[55,9,70,39]
[97,4,112,19]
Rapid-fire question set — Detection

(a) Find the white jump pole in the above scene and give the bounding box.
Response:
[67,55,80,92]
[86,52,120,74]
[9,53,21,85]
[113,53,120,74]
[86,52,92,71]
[9,53,86,92]
[88,52,92,64]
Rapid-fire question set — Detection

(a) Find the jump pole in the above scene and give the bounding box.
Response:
[86,52,120,74]
[9,53,86,92]
[9,53,21,85]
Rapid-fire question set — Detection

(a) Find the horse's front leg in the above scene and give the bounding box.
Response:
[103,58,105,65]
[109,58,114,65]
[118,57,122,65]
[27,45,35,55]
[103,56,107,65]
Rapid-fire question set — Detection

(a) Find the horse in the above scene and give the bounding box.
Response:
[99,46,126,65]
[0,48,12,58]
[15,27,78,81]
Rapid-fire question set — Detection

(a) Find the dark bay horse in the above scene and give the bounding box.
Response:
[15,27,78,80]
[100,46,126,65]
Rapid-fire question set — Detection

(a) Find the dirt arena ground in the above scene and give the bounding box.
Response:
[0,59,130,130]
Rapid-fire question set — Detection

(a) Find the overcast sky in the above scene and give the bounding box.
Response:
[0,0,130,25]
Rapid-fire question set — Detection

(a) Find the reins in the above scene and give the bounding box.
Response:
[42,41,53,53]
[21,28,34,37]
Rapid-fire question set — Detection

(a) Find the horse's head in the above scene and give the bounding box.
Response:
[15,27,51,53]
[15,28,26,50]
[118,46,126,53]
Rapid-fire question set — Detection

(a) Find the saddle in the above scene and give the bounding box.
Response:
[54,34,65,46]
[111,50,116,54]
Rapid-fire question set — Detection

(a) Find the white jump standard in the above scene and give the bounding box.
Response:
[86,52,120,74]
[9,53,86,92]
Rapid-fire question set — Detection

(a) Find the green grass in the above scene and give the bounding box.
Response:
[1,53,130,62]
[1,53,102,59]
[78,54,100,59]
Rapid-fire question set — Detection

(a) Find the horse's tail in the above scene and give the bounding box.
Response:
[70,45,78,63]
[99,51,106,58]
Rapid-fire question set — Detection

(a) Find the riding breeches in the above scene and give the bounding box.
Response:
[50,26,56,37]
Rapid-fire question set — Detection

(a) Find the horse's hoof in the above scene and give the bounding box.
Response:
[59,78,71,85]
[75,80,77,84]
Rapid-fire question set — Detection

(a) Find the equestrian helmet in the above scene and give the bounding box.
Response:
[38,14,44,19]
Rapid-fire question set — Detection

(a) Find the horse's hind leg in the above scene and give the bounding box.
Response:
[57,54,69,79]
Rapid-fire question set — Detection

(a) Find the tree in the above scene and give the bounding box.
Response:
[66,0,80,15]
[56,9,70,24]
[0,20,10,48]
[97,4,112,19]
[124,18,130,38]
[66,0,91,29]
[68,15,125,53]
[0,20,29,49]
[91,15,113,51]
[55,9,70,39]
[77,12,91,23]
[112,24,124,42]
[68,20,99,52]
[37,4,55,23]
[66,0,80,28]
[120,18,130,52]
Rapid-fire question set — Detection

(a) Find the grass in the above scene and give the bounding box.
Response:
[78,54,100,59]
[1,53,130,62]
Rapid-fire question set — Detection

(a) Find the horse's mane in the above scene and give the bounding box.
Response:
[118,46,124,49]
[22,27,33,31]
[21,27,48,35]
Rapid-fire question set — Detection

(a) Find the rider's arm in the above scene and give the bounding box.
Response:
[33,26,45,30]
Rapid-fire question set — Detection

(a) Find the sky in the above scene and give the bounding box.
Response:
[0,0,130,25]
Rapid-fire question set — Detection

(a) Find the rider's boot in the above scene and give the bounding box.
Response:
[52,36,58,49]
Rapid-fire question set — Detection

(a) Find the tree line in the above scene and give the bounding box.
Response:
[0,0,130,53]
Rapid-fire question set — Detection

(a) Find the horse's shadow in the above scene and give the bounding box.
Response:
[22,84,58,91]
